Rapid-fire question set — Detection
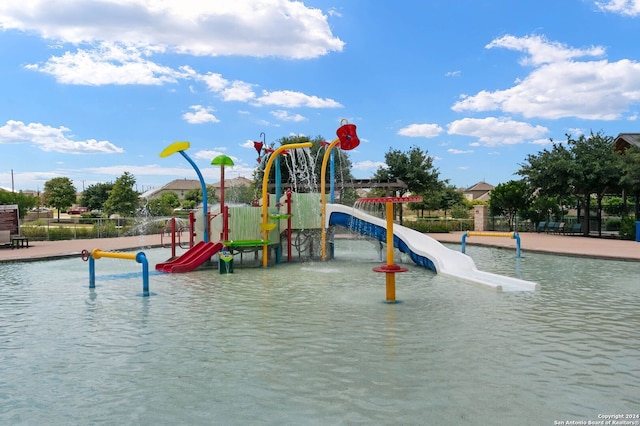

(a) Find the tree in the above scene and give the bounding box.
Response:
[43,177,77,222]
[374,145,440,224]
[619,144,640,219]
[102,172,140,217]
[569,132,622,236]
[518,132,621,235]
[518,142,575,218]
[142,198,174,216]
[182,185,219,208]
[184,188,202,206]
[80,182,114,211]
[522,194,562,225]
[159,192,181,209]
[438,184,465,219]
[0,189,38,218]
[489,180,532,231]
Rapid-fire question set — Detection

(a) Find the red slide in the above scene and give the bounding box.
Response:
[156,241,224,273]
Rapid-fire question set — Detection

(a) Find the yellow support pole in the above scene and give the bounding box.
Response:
[261,142,312,267]
[319,137,340,261]
[384,201,396,301]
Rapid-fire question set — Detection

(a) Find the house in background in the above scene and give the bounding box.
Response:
[210,176,253,191]
[141,177,254,202]
[140,179,202,201]
[463,181,494,202]
[613,133,640,152]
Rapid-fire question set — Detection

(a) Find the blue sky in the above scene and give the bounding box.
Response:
[2,0,640,193]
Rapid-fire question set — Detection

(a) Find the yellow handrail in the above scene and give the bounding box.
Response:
[91,249,137,261]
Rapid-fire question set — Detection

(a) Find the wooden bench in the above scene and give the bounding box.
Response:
[11,235,29,249]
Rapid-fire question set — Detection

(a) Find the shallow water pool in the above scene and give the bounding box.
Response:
[1,240,639,425]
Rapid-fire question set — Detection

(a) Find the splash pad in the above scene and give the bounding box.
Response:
[88,119,537,298]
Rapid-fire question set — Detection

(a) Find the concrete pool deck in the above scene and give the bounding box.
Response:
[429,231,640,262]
[0,231,639,263]
[0,234,164,263]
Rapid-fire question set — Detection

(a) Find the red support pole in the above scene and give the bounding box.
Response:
[286,189,292,262]
[223,205,229,242]
[170,217,176,259]
[189,211,196,248]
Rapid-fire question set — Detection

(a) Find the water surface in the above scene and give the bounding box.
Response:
[1,240,639,425]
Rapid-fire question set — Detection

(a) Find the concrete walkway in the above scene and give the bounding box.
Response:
[0,231,638,263]
[0,234,164,263]
[428,231,640,262]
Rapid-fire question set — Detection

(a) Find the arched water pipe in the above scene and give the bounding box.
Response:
[320,119,360,261]
[159,141,209,243]
[261,142,313,267]
[320,141,336,204]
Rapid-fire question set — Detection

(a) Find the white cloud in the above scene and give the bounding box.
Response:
[0,0,344,59]
[486,34,605,66]
[255,90,342,108]
[447,148,474,154]
[596,0,640,16]
[445,70,461,77]
[200,73,229,92]
[220,81,256,102]
[271,110,307,122]
[352,160,386,171]
[0,120,124,154]
[447,117,549,146]
[453,34,640,120]
[182,105,220,124]
[397,123,444,138]
[25,42,186,85]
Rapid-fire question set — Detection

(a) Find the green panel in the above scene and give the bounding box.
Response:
[283,193,321,229]
[227,205,280,243]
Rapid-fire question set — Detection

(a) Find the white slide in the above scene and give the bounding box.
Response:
[326,204,539,292]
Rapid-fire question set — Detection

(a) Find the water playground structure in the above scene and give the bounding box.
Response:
[82,120,539,297]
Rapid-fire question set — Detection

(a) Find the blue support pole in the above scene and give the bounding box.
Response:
[461,232,468,254]
[136,252,150,296]
[330,150,335,203]
[89,257,96,288]
[275,155,281,205]
[178,151,209,243]
[514,232,521,258]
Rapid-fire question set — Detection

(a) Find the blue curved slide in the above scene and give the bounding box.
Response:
[326,204,539,292]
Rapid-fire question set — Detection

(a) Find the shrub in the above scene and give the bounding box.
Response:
[619,216,637,240]
[604,218,621,231]
[405,219,472,233]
